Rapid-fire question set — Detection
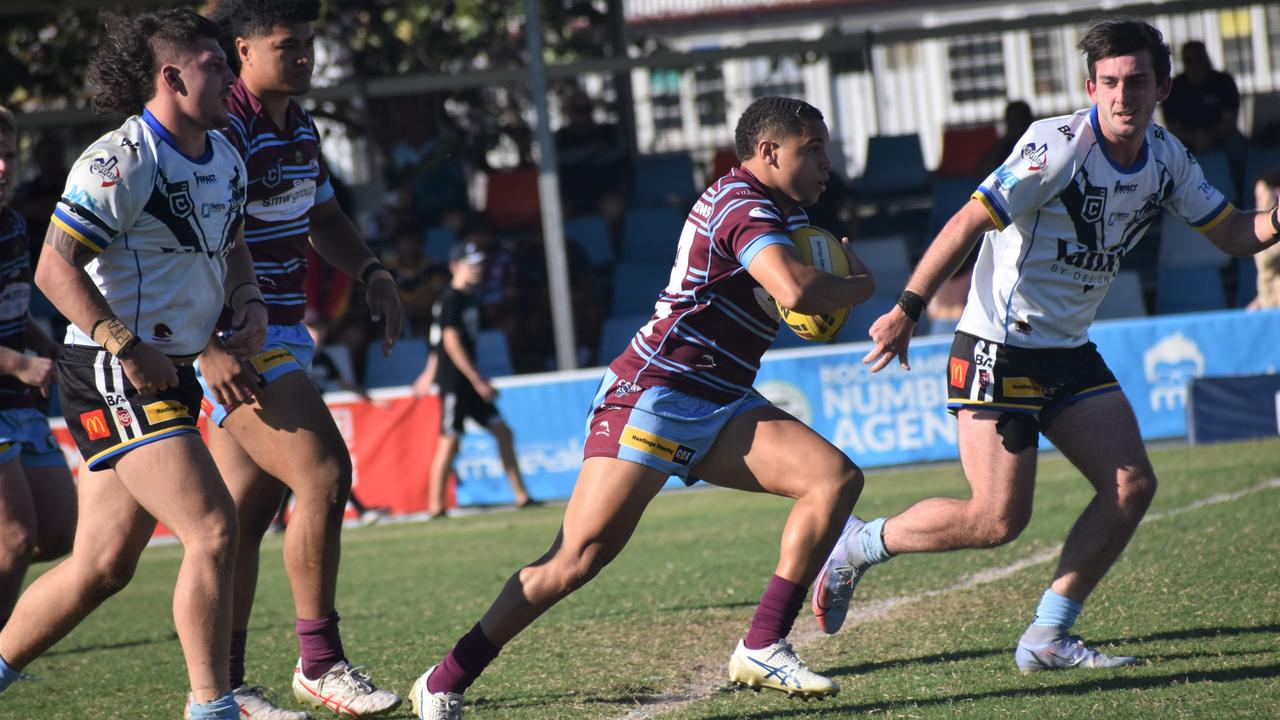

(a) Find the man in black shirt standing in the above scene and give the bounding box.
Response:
[420,242,535,517]
[1162,41,1245,170]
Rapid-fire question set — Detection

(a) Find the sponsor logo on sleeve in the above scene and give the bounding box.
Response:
[80,409,110,441]
[1057,125,1075,141]
[994,165,1020,191]
[90,155,121,187]
[1020,143,1048,171]
[143,400,189,425]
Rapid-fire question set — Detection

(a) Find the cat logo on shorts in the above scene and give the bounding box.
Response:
[80,409,110,441]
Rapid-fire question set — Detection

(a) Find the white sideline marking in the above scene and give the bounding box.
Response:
[611,477,1280,719]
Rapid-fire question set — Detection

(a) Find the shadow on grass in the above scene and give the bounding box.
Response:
[696,662,1280,719]
[44,631,178,657]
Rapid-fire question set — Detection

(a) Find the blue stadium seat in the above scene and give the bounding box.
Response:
[564,215,614,268]
[1242,148,1280,204]
[1157,211,1229,268]
[923,316,960,337]
[853,236,913,297]
[597,314,649,363]
[1154,266,1226,315]
[475,329,514,378]
[1095,271,1147,320]
[424,226,457,261]
[1195,150,1236,205]
[364,336,429,389]
[630,153,697,208]
[929,177,980,236]
[858,134,929,196]
[609,259,671,317]
[1236,256,1258,308]
[621,207,685,262]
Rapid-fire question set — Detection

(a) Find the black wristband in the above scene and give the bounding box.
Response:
[114,335,141,360]
[1270,206,1280,239]
[360,260,387,285]
[244,298,267,310]
[897,290,925,323]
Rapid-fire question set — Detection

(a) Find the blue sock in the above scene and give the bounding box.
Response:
[1031,588,1083,629]
[858,517,893,565]
[0,655,23,693]
[187,691,237,720]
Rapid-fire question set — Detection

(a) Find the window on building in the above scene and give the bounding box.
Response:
[746,56,805,100]
[1030,29,1064,95]
[694,64,727,127]
[948,34,1005,103]
[1219,8,1253,78]
[1269,6,1280,80]
[650,68,683,133]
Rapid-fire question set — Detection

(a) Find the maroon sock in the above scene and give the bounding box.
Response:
[296,611,346,680]
[229,629,248,689]
[744,575,807,650]
[427,624,501,695]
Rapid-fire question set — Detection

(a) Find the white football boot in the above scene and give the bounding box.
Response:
[409,665,463,720]
[728,638,839,699]
[291,659,401,716]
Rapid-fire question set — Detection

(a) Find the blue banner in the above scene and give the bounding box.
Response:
[451,309,1280,505]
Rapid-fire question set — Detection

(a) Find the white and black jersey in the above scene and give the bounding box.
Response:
[51,110,246,356]
[965,106,1232,348]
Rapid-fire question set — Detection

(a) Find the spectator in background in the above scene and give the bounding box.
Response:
[1162,42,1246,167]
[385,224,447,335]
[977,100,1034,174]
[556,89,631,225]
[1247,170,1280,311]
[414,241,536,517]
[388,103,471,231]
[10,136,67,268]
[459,213,521,347]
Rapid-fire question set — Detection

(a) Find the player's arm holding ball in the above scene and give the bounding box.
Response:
[748,236,875,315]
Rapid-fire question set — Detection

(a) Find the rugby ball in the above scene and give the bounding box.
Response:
[777,226,851,342]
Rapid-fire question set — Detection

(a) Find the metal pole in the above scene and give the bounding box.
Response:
[524,0,578,371]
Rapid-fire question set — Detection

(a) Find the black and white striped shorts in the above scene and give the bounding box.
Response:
[57,345,202,470]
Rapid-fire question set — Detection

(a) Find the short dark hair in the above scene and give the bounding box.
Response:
[0,105,15,142]
[88,9,223,117]
[734,96,824,162]
[210,0,321,70]
[1077,17,1172,83]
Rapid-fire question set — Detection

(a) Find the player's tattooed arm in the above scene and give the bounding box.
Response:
[44,225,99,268]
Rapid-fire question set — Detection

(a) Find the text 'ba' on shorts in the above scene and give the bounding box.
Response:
[57,345,202,470]
[582,369,770,483]
[945,331,1121,430]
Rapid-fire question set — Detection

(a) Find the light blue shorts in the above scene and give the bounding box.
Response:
[198,323,315,427]
[0,406,68,468]
[581,370,771,484]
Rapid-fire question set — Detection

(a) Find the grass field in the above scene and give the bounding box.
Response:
[5,438,1279,719]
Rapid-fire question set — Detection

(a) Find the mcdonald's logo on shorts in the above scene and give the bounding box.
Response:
[949,358,970,388]
[80,409,111,441]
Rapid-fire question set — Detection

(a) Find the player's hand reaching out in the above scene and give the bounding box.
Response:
[226,298,269,359]
[14,355,55,397]
[199,338,261,408]
[121,342,178,395]
[863,304,916,373]
[365,270,403,357]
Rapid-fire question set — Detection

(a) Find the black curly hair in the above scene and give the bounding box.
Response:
[88,9,222,117]
[209,0,320,71]
[734,96,824,163]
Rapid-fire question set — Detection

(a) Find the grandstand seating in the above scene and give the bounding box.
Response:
[837,292,897,344]
[935,125,998,177]
[609,259,671,317]
[564,215,614,268]
[424,225,457,261]
[852,236,913,296]
[856,134,929,196]
[597,314,648,362]
[1157,211,1229,268]
[485,168,541,231]
[710,147,738,183]
[630,153,697,208]
[1242,148,1280,200]
[621,206,685,262]
[1095,271,1147,320]
[1236,256,1258,308]
[1155,265,1226,315]
[928,177,979,236]
[364,336,429,388]
[1195,150,1237,206]
[475,329,514,378]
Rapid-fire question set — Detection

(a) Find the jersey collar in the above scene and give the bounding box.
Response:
[1089,105,1148,175]
[142,108,215,165]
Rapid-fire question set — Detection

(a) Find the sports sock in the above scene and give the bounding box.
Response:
[297,610,346,680]
[186,691,238,720]
[1020,589,1083,645]
[0,654,22,693]
[743,575,807,650]
[228,629,248,689]
[428,623,501,695]
[852,517,893,567]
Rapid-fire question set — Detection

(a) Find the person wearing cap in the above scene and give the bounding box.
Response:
[415,241,536,518]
